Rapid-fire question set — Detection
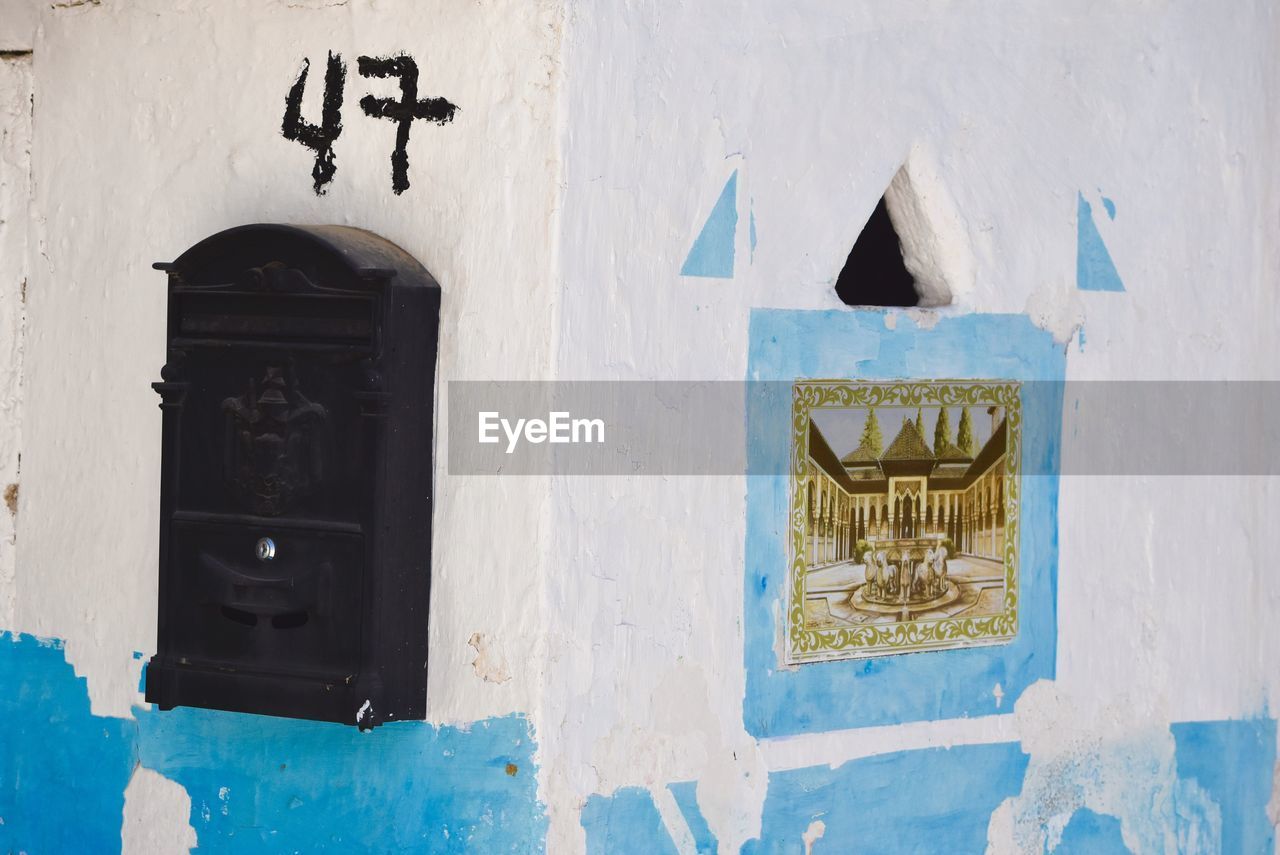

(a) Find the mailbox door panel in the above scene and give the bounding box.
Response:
[167,520,364,679]
[148,225,437,726]
[174,347,374,523]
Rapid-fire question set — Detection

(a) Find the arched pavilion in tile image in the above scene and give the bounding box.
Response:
[803,403,1008,628]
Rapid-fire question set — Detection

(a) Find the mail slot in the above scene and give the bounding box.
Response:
[145,224,439,728]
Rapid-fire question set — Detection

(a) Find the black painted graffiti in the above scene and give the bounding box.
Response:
[282,52,346,195]
[282,52,458,196]
[358,55,458,195]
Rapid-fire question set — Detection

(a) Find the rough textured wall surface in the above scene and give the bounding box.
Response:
[1,0,1279,852]
[15,0,563,722]
[0,51,30,631]
[3,0,563,849]
[543,1,1280,852]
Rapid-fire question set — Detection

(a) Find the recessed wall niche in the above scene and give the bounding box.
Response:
[835,161,959,309]
[834,195,918,307]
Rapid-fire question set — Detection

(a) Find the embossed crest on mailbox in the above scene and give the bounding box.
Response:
[145,224,439,728]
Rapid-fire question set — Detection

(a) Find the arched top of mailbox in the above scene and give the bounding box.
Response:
[156,224,439,290]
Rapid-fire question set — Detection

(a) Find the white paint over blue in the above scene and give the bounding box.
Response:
[742,741,1030,853]
[991,685,1272,852]
[0,631,547,853]
[681,170,738,278]
[1053,809,1132,854]
[667,781,718,854]
[1171,718,1277,854]
[735,717,1274,854]
[744,310,1064,737]
[581,786,679,855]
[0,632,136,852]
[1077,192,1125,291]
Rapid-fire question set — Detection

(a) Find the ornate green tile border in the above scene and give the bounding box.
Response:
[787,380,1022,663]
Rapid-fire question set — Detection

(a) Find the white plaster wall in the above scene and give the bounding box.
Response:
[3,0,1279,851]
[0,0,39,52]
[9,0,564,729]
[0,52,31,631]
[541,2,1280,850]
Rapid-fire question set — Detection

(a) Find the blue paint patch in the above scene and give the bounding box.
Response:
[742,741,1029,854]
[1077,192,1125,291]
[1101,196,1117,220]
[0,632,138,853]
[749,200,758,264]
[1078,326,1086,353]
[681,171,737,279]
[1171,718,1277,854]
[1053,808,1131,854]
[744,311,1064,736]
[0,630,546,853]
[667,781,717,854]
[582,787,678,855]
[133,650,148,694]
[138,709,544,852]
[7,630,1279,853]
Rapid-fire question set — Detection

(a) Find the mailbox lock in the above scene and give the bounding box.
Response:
[255,537,277,562]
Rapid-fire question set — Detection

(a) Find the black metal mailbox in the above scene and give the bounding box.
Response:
[145,224,439,728]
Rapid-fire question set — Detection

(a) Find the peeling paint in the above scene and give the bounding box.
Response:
[581,787,678,855]
[121,765,197,855]
[745,742,1029,854]
[801,818,825,854]
[1051,809,1129,854]
[1024,278,1085,344]
[469,631,513,684]
[4,2,1280,852]
[0,631,547,852]
[667,781,718,854]
[1267,759,1280,827]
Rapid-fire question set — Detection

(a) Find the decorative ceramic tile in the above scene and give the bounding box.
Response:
[787,380,1022,662]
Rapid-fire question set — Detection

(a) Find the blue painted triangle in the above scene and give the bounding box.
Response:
[749,201,757,264]
[681,170,738,278]
[1077,192,1125,292]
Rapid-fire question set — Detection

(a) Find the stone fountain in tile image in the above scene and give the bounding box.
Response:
[850,536,960,619]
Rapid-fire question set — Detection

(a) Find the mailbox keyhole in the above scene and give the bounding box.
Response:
[256,537,277,561]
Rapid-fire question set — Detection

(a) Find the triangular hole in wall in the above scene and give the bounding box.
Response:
[834,195,919,307]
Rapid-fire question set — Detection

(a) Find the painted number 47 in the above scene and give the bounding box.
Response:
[282,51,459,196]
